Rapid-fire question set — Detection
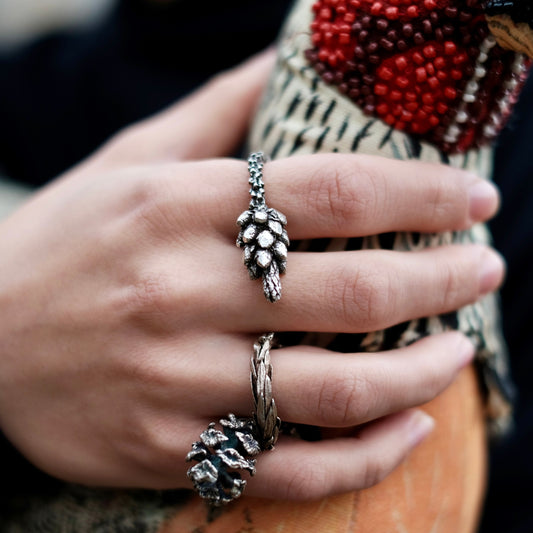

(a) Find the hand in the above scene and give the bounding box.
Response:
[0,48,504,500]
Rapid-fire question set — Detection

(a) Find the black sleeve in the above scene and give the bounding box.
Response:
[0,0,293,187]
[480,72,533,533]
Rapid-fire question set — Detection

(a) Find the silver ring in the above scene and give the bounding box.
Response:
[186,333,280,506]
[236,152,289,303]
[186,413,260,506]
[251,332,281,450]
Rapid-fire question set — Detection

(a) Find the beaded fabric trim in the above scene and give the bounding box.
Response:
[306,0,531,153]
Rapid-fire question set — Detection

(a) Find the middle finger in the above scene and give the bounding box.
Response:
[218,244,505,333]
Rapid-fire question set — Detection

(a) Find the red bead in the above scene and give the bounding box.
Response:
[423,45,437,59]
[413,52,425,65]
[339,32,351,44]
[444,41,457,56]
[374,83,388,95]
[385,6,399,19]
[396,76,410,89]
[395,56,408,71]
[390,90,403,101]
[344,12,355,22]
[393,104,403,117]
[370,2,383,15]
[428,77,440,89]
[434,57,446,70]
[444,87,457,100]
[416,67,427,82]
[378,66,394,80]
[451,69,463,80]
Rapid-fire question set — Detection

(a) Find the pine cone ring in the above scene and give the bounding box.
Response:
[186,333,280,506]
[236,152,289,303]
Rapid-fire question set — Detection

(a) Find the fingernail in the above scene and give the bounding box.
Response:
[407,411,435,448]
[479,249,506,294]
[468,179,499,222]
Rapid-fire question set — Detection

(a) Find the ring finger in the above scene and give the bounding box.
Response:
[194,331,474,428]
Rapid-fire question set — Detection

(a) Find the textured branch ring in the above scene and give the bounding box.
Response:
[236,152,289,303]
[186,333,280,506]
[251,332,281,450]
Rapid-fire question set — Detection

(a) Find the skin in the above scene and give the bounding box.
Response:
[0,49,505,500]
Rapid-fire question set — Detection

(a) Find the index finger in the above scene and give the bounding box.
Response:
[177,153,499,240]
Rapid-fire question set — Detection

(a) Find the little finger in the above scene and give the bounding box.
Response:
[247,408,434,500]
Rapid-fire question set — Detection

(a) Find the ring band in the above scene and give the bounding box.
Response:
[251,332,281,450]
[186,333,280,506]
[236,152,289,303]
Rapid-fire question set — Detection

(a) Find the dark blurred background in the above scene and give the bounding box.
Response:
[0,1,531,531]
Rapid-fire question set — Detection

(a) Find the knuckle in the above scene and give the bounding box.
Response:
[124,269,175,322]
[439,256,467,310]
[133,418,181,474]
[315,372,360,426]
[128,174,179,235]
[307,160,373,230]
[123,174,162,218]
[360,452,391,489]
[282,460,331,501]
[425,171,468,227]
[427,184,449,222]
[114,407,173,472]
[124,352,173,391]
[327,265,394,330]
[121,266,201,334]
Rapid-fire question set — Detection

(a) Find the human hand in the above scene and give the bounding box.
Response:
[0,49,504,500]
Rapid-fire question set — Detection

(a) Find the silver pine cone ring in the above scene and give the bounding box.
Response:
[236,152,289,303]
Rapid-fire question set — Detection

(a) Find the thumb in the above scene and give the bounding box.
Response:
[132,47,277,162]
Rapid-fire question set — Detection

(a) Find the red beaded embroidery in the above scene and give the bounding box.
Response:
[306,0,531,153]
